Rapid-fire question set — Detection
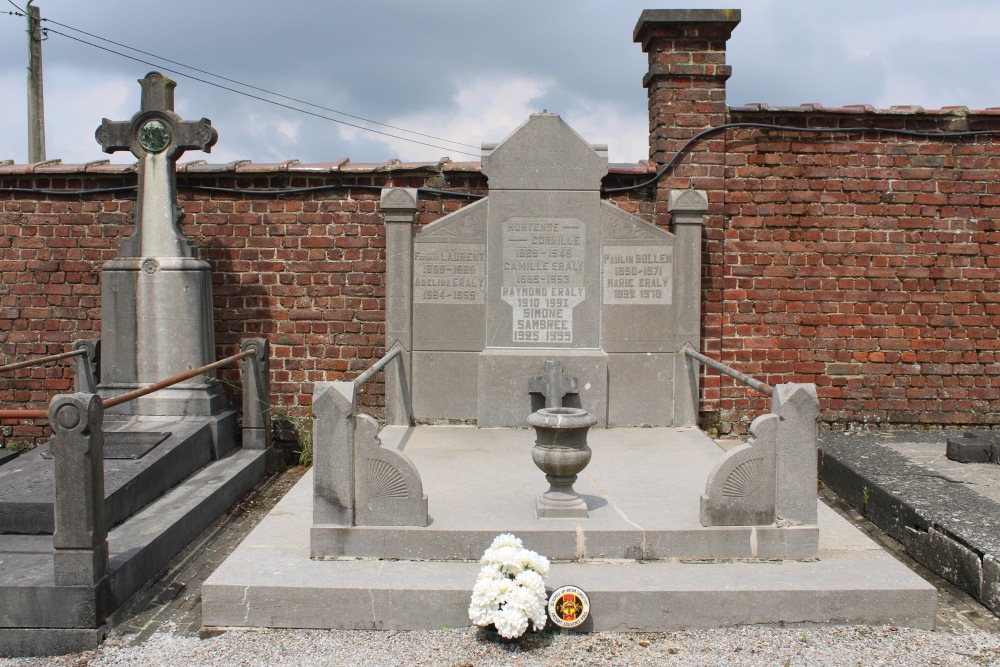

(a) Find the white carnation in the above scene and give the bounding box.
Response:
[468,533,550,639]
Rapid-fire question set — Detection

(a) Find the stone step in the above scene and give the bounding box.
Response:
[0,447,19,468]
[203,470,938,632]
[0,448,267,630]
[0,419,213,534]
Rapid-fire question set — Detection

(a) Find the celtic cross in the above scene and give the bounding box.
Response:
[95,72,217,258]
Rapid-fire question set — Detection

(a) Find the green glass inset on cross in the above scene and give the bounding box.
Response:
[138,119,171,154]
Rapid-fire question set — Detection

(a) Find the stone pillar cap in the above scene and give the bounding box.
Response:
[634,9,741,42]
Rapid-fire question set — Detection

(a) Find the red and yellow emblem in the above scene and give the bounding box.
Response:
[547,585,590,629]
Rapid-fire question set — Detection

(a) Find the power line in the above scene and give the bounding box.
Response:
[5,0,25,14]
[42,27,481,158]
[40,16,480,151]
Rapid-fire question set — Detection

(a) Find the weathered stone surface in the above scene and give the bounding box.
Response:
[0,448,18,467]
[0,627,106,657]
[412,199,487,354]
[72,339,99,393]
[403,114,707,427]
[481,113,607,191]
[668,191,707,427]
[0,420,212,535]
[772,383,819,526]
[311,381,355,527]
[477,349,608,428]
[381,188,418,426]
[530,406,596,519]
[353,414,427,527]
[701,413,777,526]
[528,360,577,409]
[49,393,108,587]
[95,73,226,421]
[411,351,478,421]
[984,555,1000,614]
[309,425,827,561]
[310,377,427,537]
[240,338,272,452]
[207,466,936,632]
[946,432,994,462]
[95,72,216,259]
[820,430,1000,614]
[600,202,677,355]
[607,353,674,426]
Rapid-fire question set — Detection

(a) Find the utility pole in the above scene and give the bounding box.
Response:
[26,0,46,163]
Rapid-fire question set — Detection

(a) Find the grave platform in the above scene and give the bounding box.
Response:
[0,412,264,656]
[203,426,936,631]
[0,416,224,535]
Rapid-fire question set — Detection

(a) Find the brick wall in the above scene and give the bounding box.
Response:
[634,10,1000,433]
[0,165,653,449]
[713,109,1000,432]
[2,10,999,445]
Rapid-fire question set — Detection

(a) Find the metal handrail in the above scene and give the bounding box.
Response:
[352,346,401,389]
[683,344,774,397]
[0,348,256,421]
[0,349,86,374]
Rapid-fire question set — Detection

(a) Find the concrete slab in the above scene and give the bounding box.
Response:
[0,448,266,638]
[204,463,936,631]
[0,448,19,468]
[0,627,106,658]
[311,425,817,560]
[820,430,1000,617]
[0,418,213,534]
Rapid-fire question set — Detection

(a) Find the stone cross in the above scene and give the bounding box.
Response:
[95,71,217,258]
[528,360,578,409]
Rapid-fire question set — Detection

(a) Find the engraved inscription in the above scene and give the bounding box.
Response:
[413,243,485,304]
[603,246,673,304]
[501,218,585,344]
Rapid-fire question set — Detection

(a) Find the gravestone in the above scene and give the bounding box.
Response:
[94,72,228,423]
[388,113,706,427]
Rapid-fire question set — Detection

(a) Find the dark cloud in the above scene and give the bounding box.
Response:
[2,1,997,164]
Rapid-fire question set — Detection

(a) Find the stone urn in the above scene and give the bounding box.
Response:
[529,407,597,519]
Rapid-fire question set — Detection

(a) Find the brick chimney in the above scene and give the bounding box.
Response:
[633,9,740,191]
[633,10,741,420]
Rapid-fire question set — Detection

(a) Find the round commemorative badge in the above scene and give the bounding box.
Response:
[547,585,590,629]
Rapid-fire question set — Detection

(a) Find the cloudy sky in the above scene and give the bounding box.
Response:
[1,0,999,166]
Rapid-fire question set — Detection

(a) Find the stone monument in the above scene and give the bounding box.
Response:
[205,111,936,636]
[94,72,232,446]
[387,113,706,428]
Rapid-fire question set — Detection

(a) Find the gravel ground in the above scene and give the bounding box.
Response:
[3,467,999,666]
[3,624,1000,667]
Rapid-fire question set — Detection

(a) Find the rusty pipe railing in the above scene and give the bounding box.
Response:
[352,345,402,389]
[683,344,774,397]
[0,348,256,421]
[350,344,411,426]
[0,348,86,374]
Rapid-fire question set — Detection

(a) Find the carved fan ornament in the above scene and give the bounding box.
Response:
[721,457,763,497]
[367,459,409,498]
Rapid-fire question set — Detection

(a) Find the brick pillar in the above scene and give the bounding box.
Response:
[633,9,740,423]
[633,9,740,177]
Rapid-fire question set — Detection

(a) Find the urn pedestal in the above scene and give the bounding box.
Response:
[529,407,597,519]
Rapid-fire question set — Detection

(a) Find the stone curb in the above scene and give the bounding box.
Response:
[819,432,1000,615]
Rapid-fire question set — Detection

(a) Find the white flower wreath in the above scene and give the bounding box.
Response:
[468,533,550,639]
